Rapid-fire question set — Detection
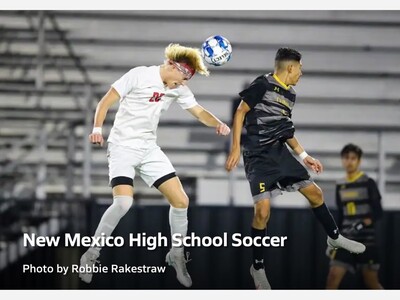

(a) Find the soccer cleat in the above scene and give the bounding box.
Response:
[165,248,192,287]
[327,234,366,254]
[79,248,100,284]
[250,265,271,290]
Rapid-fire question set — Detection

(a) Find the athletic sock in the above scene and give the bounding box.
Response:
[169,206,188,251]
[312,203,339,239]
[92,195,133,252]
[252,227,266,270]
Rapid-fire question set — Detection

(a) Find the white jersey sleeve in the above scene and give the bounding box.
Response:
[176,86,198,109]
[111,67,141,99]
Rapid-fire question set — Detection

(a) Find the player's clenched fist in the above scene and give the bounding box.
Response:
[216,123,231,136]
[89,127,104,146]
[225,147,240,172]
[303,155,323,174]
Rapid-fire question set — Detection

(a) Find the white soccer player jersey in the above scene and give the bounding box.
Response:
[107,65,198,147]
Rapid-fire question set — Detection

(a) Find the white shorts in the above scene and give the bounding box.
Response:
[107,141,176,187]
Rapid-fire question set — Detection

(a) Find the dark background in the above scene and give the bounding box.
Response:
[1,202,399,289]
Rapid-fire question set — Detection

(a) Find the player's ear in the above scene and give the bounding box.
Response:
[287,63,294,73]
[166,60,174,69]
[169,60,177,67]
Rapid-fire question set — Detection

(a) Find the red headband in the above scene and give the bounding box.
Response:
[171,60,195,80]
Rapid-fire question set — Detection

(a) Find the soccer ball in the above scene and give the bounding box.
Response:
[201,35,232,66]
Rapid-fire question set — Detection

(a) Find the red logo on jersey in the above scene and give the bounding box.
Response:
[149,92,165,102]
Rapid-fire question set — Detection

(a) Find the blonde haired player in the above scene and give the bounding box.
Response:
[79,44,230,287]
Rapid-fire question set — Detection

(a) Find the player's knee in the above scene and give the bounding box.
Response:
[308,185,324,206]
[310,185,323,199]
[171,193,189,209]
[177,195,189,208]
[255,210,270,222]
[254,202,270,223]
[111,178,134,199]
[113,195,133,213]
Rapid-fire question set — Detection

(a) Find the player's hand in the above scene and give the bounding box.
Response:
[342,221,366,236]
[89,132,104,146]
[303,155,323,174]
[225,147,240,172]
[216,123,230,136]
[325,246,336,259]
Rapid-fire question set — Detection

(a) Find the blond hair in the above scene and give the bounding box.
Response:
[164,43,209,76]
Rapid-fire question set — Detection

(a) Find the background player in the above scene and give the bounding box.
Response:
[225,47,366,289]
[79,43,230,287]
[326,144,384,289]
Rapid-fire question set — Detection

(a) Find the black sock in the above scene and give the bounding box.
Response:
[312,203,339,239]
[251,227,266,270]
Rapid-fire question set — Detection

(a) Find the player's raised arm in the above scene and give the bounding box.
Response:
[89,87,120,146]
[81,42,230,288]
[186,104,230,136]
[225,100,250,172]
[286,136,323,174]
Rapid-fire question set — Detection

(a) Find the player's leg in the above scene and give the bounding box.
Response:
[299,183,365,254]
[299,183,338,237]
[279,145,340,241]
[79,143,137,283]
[325,248,354,289]
[91,183,134,245]
[139,145,191,287]
[359,246,383,289]
[250,198,272,289]
[79,183,134,284]
[156,175,189,244]
[252,198,270,268]
[278,145,340,243]
[243,150,278,289]
[361,268,383,289]
[157,176,192,287]
[326,265,347,289]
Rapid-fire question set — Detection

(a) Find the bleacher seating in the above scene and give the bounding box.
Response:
[0,10,399,208]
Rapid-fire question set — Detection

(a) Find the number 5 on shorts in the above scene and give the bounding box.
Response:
[259,182,266,193]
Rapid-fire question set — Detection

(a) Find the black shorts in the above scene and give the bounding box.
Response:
[243,141,313,202]
[330,245,380,273]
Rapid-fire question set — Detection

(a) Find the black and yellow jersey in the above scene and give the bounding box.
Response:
[336,172,383,246]
[239,73,296,151]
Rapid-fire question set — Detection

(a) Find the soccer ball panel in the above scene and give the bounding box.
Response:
[201,35,232,66]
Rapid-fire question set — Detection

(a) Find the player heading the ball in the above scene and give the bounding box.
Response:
[80,43,230,288]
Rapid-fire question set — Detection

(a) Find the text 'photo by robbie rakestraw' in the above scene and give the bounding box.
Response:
[0,8,400,293]
[21,232,287,277]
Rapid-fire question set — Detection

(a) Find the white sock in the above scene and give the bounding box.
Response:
[169,206,188,251]
[92,195,133,252]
